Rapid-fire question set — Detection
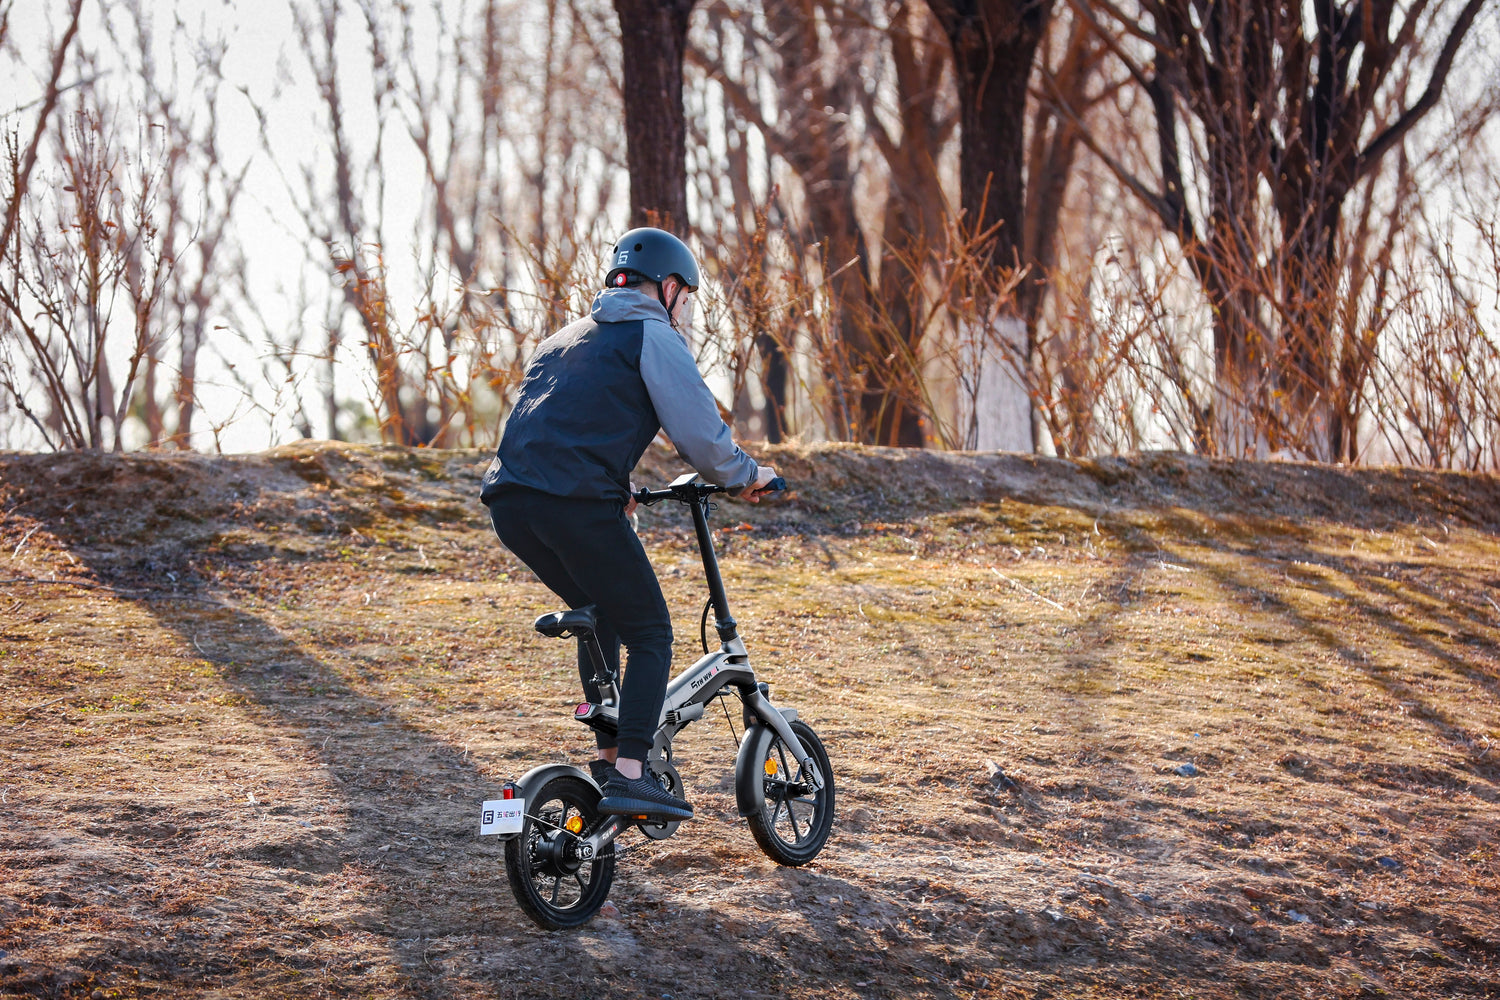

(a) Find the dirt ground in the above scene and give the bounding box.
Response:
[2,441,1499,999]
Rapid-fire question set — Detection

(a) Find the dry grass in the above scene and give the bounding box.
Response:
[1,441,1498,999]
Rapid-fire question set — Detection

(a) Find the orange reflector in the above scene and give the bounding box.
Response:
[565,816,584,834]
[764,759,779,777]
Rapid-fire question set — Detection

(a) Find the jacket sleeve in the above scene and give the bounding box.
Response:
[640,320,760,490]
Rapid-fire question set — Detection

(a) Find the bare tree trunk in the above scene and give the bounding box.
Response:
[760,0,880,442]
[174,297,206,449]
[757,329,790,443]
[870,1,953,448]
[1069,0,1487,459]
[1276,0,1485,461]
[614,0,695,228]
[928,0,1049,453]
[140,354,165,446]
[326,322,341,442]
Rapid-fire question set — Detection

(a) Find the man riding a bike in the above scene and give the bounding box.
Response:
[481,227,777,822]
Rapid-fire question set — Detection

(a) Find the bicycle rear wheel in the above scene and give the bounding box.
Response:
[745,720,835,866]
[503,775,615,929]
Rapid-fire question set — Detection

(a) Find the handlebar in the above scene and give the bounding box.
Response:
[633,476,787,507]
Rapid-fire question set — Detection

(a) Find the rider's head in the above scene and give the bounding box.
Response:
[604,227,700,329]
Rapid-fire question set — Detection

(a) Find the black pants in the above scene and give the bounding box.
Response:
[485,489,672,763]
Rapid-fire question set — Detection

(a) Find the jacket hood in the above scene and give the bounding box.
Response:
[590,287,671,326]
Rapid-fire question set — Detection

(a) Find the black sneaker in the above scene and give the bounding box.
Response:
[588,759,616,786]
[599,771,693,821]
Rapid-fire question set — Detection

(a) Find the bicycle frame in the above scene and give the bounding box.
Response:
[541,474,825,855]
[638,477,819,772]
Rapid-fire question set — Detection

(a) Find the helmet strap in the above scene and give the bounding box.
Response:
[660,282,683,329]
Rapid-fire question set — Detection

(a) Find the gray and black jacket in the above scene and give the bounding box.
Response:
[480,287,758,504]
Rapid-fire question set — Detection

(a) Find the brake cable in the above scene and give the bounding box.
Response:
[717,690,740,748]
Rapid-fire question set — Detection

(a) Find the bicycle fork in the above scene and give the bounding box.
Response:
[740,681,826,792]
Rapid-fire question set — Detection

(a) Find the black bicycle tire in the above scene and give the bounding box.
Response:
[745,720,835,866]
[503,775,615,929]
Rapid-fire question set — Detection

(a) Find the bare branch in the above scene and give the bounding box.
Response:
[1355,0,1487,180]
[1,0,84,255]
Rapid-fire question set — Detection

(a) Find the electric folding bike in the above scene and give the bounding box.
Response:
[480,473,835,930]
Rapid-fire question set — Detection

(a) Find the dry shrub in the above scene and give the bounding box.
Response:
[324,229,612,448]
[0,109,176,451]
[1368,235,1500,470]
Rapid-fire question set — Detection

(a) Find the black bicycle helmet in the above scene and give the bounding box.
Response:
[604,227,701,290]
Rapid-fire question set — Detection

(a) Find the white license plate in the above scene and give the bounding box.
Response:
[479,798,526,836]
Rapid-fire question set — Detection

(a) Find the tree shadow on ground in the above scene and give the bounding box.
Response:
[1181,537,1500,786]
[24,578,528,997]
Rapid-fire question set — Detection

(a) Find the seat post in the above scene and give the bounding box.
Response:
[534,606,619,707]
[579,634,619,707]
[580,633,611,684]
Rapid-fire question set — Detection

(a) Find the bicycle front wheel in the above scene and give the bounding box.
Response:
[503,775,615,929]
[745,719,835,866]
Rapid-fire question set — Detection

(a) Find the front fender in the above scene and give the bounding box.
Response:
[734,724,776,818]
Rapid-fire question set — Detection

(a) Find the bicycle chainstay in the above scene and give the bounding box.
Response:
[526,808,655,864]
[601,834,652,863]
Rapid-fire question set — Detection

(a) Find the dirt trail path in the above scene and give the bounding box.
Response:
[2,443,1498,998]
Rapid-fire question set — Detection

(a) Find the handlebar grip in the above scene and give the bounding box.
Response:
[767,477,786,492]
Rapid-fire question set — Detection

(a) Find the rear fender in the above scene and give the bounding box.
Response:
[486,763,594,842]
[515,763,597,801]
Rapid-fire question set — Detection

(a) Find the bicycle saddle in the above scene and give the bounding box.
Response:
[534,605,598,639]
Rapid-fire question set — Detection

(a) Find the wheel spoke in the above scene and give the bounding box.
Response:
[739,726,832,867]
[768,742,803,842]
[505,782,614,927]
[786,794,804,842]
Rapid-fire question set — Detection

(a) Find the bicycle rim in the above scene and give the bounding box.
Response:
[748,720,834,865]
[503,776,614,929]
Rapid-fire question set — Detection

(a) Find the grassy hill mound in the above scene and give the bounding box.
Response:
[2,442,1497,999]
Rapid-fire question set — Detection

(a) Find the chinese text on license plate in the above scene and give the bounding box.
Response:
[479,798,526,836]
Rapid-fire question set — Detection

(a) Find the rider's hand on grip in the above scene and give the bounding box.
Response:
[740,465,780,503]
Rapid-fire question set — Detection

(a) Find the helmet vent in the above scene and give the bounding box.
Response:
[634,243,644,251]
